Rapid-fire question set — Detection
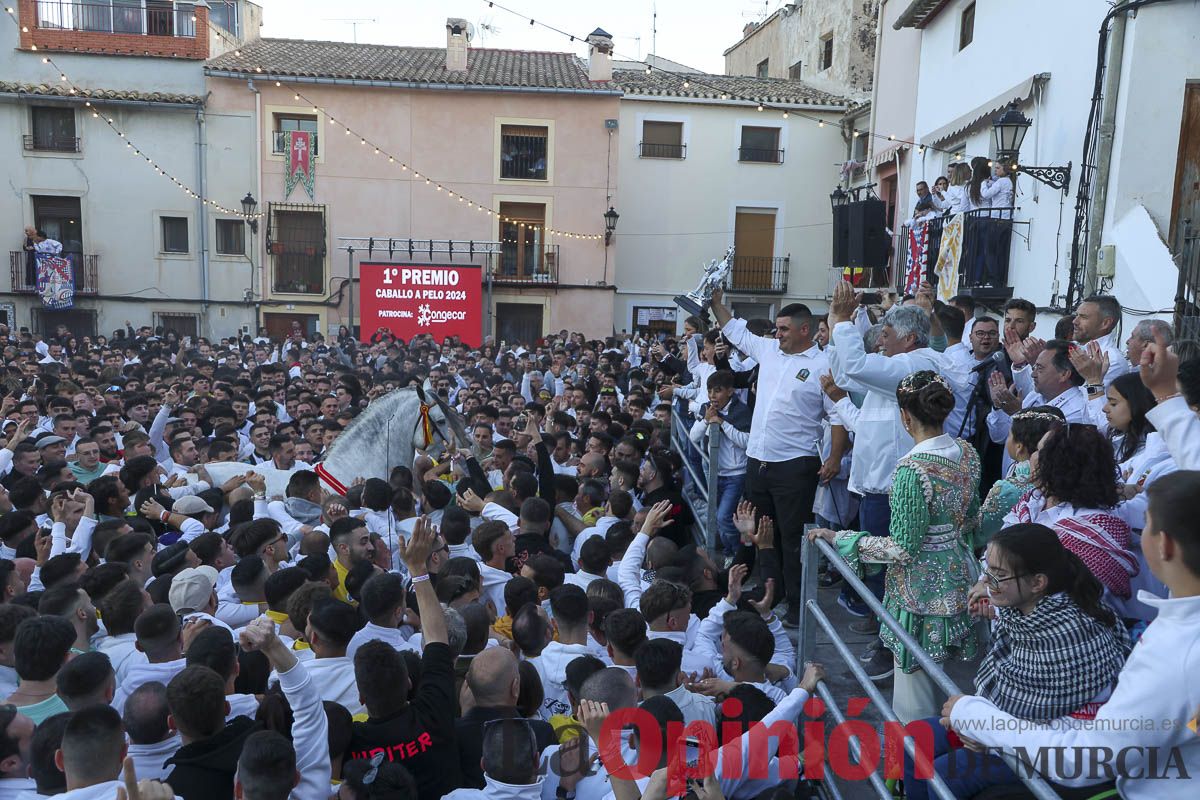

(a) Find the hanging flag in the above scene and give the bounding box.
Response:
[284,130,315,201]
[933,213,965,303]
[904,222,929,296]
[36,254,74,310]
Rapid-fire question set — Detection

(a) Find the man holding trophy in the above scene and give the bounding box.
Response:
[679,250,846,627]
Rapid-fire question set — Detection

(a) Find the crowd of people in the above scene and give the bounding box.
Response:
[0,275,1195,800]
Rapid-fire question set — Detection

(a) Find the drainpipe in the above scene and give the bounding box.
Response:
[248,78,263,334]
[196,106,211,332]
[1084,9,1128,295]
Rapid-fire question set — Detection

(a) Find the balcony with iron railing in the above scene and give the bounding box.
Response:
[893,208,1027,300]
[738,146,785,164]
[639,142,687,159]
[23,133,80,153]
[10,251,99,295]
[491,244,559,285]
[33,1,198,37]
[724,255,789,294]
[272,131,319,156]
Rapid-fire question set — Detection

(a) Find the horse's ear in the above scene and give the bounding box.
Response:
[415,382,429,402]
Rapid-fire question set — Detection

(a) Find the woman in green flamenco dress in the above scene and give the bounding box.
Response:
[809,370,980,723]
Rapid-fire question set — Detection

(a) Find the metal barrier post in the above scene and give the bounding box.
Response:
[799,535,820,666]
[705,421,721,553]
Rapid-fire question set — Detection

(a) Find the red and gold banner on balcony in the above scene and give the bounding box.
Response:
[35,254,74,310]
[359,263,482,346]
[904,223,929,296]
[284,131,316,201]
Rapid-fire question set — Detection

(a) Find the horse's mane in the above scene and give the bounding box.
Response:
[335,385,467,451]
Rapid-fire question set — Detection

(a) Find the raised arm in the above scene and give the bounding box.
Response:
[398,517,448,645]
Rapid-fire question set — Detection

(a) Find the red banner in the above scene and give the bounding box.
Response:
[358,263,482,346]
[285,131,315,200]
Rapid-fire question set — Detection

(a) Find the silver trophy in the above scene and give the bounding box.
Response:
[673,246,735,319]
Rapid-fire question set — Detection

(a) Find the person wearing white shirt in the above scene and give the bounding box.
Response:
[826,284,950,633]
[473,521,515,619]
[346,572,417,661]
[712,288,845,628]
[634,637,717,728]
[945,471,1200,800]
[689,371,752,558]
[299,598,366,715]
[987,340,1091,476]
[1073,295,1131,388]
[980,164,1014,217]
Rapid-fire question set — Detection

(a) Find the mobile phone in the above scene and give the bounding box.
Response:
[684,737,701,769]
[515,414,528,432]
[860,292,882,305]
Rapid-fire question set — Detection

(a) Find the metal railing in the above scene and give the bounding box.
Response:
[670,401,720,550]
[493,244,559,285]
[739,146,785,164]
[725,255,789,294]
[798,534,1063,800]
[10,251,99,295]
[500,135,548,180]
[23,134,80,153]
[894,208,1028,299]
[639,141,687,159]
[272,131,320,156]
[1175,225,1200,340]
[35,1,198,37]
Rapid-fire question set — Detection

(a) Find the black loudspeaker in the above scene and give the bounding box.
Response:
[847,199,889,269]
[831,204,851,267]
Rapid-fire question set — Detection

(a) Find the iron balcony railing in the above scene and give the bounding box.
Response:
[738,146,785,164]
[492,244,559,285]
[272,131,320,157]
[639,141,687,159]
[894,207,1027,299]
[35,1,199,37]
[10,250,99,295]
[23,133,80,153]
[724,255,789,294]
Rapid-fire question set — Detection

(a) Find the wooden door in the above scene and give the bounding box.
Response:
[733,210,777,291]
[1170,83,1200,249]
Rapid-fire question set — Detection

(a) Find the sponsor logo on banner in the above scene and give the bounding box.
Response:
[359,263,481,345]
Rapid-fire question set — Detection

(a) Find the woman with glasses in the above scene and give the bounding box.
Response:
[903,523,1131,800]
[1004,422,1139,602]
[810,370,980,723]
[979,405,1065,547]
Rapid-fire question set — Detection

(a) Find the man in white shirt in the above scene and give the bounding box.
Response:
[302,598,365,715]
[711,288,846,628]
[1073,294,1130,387]
[689,370,751,559]
[987,339,1091,475]
[472,521,514,619]
[346,572,416,661]
[1140,332,1200,470]
[826,282,949,661]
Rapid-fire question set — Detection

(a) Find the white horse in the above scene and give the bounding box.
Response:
[315,384,465,496]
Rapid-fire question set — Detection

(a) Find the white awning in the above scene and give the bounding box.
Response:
[920,73,1049,147]
[867,142,910,170]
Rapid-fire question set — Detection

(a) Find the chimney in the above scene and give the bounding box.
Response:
[743,22,759,38]
[446,17,470,72]
[586,28,614,82]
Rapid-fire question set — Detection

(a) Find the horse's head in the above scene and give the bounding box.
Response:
[413,382,467,452]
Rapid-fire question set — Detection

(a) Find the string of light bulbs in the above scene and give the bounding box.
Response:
[219,47,605,241]
[480,0,963,160]
[2,5,264,217]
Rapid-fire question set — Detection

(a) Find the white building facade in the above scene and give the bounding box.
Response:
[870,0,1200,333]
[0,0,259,339]
[611,69,847,333]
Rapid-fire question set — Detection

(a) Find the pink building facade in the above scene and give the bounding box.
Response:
[205,29,621,343]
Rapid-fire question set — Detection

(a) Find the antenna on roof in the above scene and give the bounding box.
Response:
[323,18,378,44]
[474,17,501,45]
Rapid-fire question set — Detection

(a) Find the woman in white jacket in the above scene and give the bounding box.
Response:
[932,162,973,215]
